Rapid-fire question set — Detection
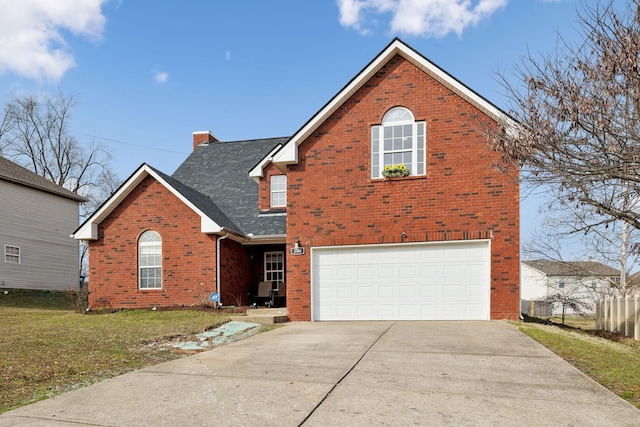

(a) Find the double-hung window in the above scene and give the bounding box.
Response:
[264,251,284,286]
[4,245,20,264]
[270,175,287,208]
[139,230,162,289]
[371,106,425,178]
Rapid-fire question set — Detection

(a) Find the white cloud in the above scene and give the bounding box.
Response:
[225,51,231,61]
[153,70,169,84]
[0,0,107,82]
[337,0,509,37]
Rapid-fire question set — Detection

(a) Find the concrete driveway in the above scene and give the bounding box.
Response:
[1,321,639,426]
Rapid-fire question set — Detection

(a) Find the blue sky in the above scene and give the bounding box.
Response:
[0,0,587,256]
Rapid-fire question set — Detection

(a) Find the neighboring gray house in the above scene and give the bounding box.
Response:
[521,259,620,315]
[0,156,85,291]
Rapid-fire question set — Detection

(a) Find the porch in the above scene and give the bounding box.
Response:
[244,307,289,324]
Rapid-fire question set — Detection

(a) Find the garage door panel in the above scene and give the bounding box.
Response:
[357,286,373,298]
[312,241,490,321]
[443,284,461,297]
[399,285,416,297]
[421,285,438,297]
[465,283,484,297]
[378,267,395,280]
[378,285,395,298]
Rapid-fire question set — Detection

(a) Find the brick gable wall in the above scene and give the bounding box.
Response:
[284,54,520,320]
[258,163,287,212]
[88,176,251,309]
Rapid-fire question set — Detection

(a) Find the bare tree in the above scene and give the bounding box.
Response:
[526,201,640,296]
[491,1,640,265]
[0,91,120,276]
[545,279,595,326]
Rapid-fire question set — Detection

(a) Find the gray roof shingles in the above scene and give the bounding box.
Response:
[0,156,86,202]
[523,259,620,277]
[171,137,289,237]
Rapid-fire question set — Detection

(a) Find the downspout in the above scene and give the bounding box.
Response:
[216,232,229,306]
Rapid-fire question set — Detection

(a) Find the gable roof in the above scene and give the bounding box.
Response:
[73,137,288,241]
[72,164,235,240]
[0,156,86,202]
[523,259,620,277]
[172,137,288,238]
[251,37,510,178]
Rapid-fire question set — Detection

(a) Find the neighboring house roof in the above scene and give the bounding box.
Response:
[252,37,512,178]
[522,259,620,277]
[0,156,86,202]
[173,137,288,237]
[73,137,288,241]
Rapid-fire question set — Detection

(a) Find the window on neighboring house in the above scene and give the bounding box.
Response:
[558,278,565,289]
[270,175,287,207]
[371,106,425,178]
[264,251,284,286]
[4,245,20,264]
[139,230,162,289]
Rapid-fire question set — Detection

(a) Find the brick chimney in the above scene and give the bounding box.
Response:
[192,131,220,150]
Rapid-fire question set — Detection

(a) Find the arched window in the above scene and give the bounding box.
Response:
[139,230,162,289]
[371,106,425,178]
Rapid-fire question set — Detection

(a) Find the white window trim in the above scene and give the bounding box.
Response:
[371,107,426,179]
[270,175,287,208]
[264,251,285,288]
[4,245,20,264]
[138,231,162,290]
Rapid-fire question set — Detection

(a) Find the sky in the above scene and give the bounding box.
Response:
[0,0,593,259]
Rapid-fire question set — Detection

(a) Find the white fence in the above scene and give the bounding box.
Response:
[595,296,640,341]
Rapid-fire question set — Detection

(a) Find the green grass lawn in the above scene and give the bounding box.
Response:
[516,321,640,409]
[0,289,238,413]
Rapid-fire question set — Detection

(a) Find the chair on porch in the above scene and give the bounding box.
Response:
[252,281,275,307]
[272,282,286,308]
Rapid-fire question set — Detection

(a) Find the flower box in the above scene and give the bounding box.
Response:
[382,164,410,178]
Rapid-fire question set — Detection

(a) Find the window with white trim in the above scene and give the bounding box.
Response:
[139,230,162,289]
[270,175,287,207]
[371,106,425,178]
[4,245,20,264]
[264,251,284,285]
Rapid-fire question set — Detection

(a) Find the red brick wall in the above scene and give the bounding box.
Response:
[284,55,520,320]
[219,238,252,306]
[88,175,250,309]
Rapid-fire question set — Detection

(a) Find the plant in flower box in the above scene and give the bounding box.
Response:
[382,163,410,178]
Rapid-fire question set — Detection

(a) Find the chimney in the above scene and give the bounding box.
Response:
[192,131,220,150]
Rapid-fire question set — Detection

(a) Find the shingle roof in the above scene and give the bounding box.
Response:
[523,259,620,277]
[172,137,289,236]
[0,156,86,202]
[147,166,240,232]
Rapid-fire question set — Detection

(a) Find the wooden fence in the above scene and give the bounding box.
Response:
[595,296,640,341]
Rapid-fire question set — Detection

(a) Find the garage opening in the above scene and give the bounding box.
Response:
[311,241,490,321]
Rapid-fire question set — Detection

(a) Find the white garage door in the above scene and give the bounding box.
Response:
[312,241,490,321]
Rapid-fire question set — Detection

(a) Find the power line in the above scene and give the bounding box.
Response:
[74,131,190,155]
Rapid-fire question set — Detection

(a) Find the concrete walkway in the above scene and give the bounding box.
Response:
[2,321,639,426]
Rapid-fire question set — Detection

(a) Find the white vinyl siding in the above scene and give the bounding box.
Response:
[0,180,80,291]
[270,175,287,207]
[312,241,490,321]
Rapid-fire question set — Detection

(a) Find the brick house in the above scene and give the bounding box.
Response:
[73,39,520,320]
